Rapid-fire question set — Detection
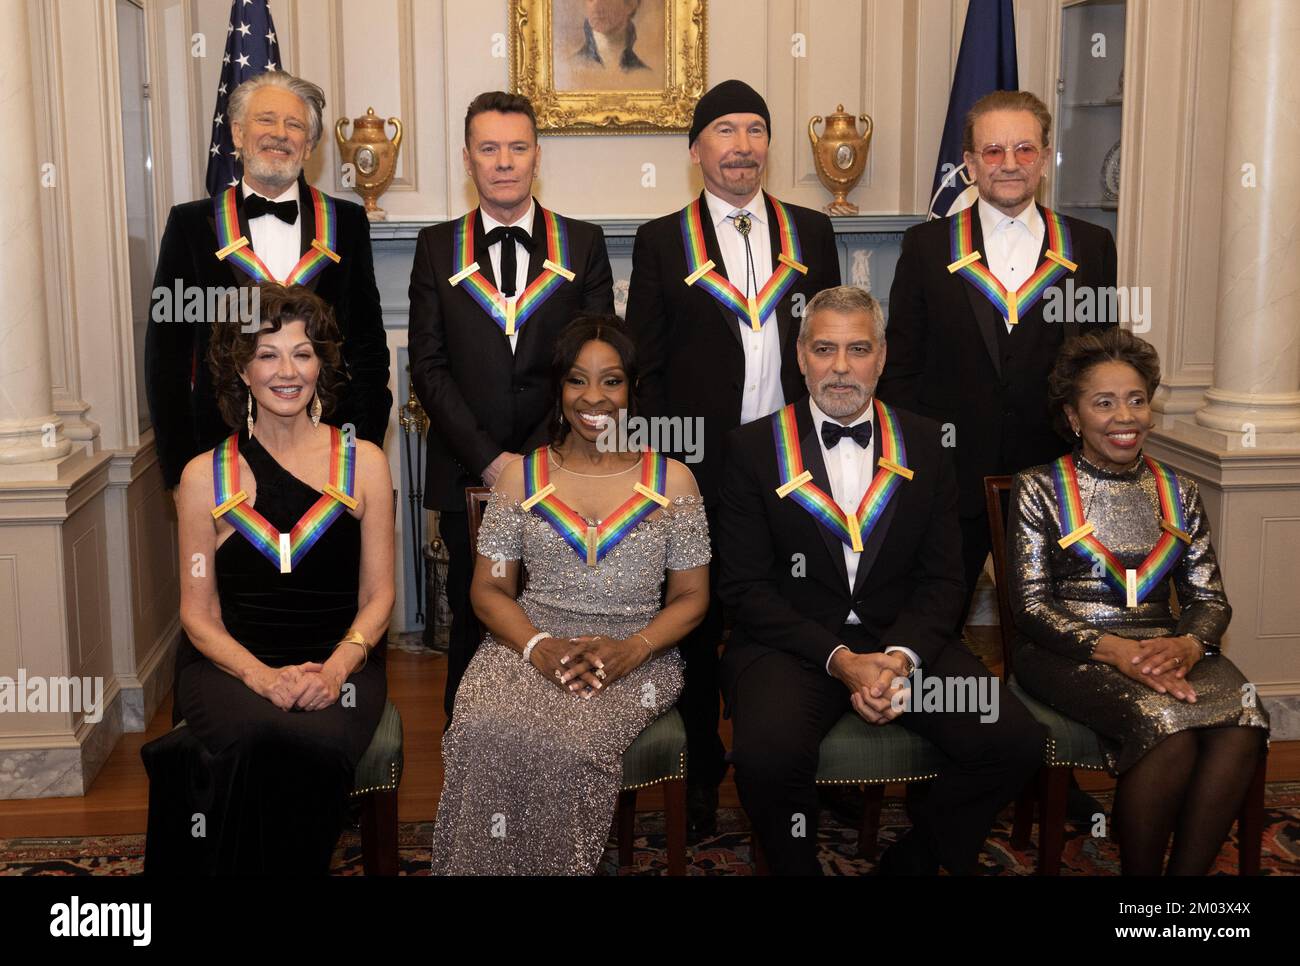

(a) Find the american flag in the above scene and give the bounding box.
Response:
[205,0,285,196]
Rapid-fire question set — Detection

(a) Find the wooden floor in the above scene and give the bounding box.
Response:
[0,630,1294,839]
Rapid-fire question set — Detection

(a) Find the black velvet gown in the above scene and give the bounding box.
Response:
[141,429,386,875]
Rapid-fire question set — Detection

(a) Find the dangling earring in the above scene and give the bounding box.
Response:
[246,390,255,436]
[310,393,322,428]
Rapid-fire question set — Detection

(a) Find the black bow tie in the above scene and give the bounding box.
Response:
[244,194,299,224]
[821,420,873,449]
[482,226,535,297]
[482,225,535,252]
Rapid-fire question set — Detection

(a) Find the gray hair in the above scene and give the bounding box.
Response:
[228,71,326,148]
[799,285,886,344]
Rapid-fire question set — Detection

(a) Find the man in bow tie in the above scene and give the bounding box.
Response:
[718,285,1044,875]
[407,91,614,720]
[625,79,842,839]
[145,71,392,489]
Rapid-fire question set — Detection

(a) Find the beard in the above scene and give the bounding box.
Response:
[983,175,1035,210]
[809,373,872,419]
[243,140,302,192]
[718,158,761,195]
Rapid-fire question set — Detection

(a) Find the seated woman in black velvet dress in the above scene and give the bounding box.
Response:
[142,284,393,875]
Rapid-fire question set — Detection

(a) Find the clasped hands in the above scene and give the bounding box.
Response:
[528,634,649,699]
[1094,633,1202,702]
[830,649,912,725]
[250,659,348,712]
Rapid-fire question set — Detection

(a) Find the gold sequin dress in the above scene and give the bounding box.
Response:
[1008,450,1269,775]
[430,490,710,875]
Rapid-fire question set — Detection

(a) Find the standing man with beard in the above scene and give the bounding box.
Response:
[146,71,391,489]
[408,92,614,721]
[718,286,1044,875]
[626,80,841,838]
[877,90,1117,624]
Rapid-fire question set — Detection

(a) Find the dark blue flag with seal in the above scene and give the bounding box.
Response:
[927,0,1018,219]
[205,0,285,196]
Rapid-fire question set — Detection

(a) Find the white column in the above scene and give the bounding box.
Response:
[1196,0,1300,436]
[0,0,69,465]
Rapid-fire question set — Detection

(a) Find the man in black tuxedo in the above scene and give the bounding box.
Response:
[719,286,1044,875]
[408,91,614,719]
[877,90,1117,620]
[626,80,841,836]
[146,72,391,489]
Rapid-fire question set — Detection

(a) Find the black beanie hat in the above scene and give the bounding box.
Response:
[689,80,771,146]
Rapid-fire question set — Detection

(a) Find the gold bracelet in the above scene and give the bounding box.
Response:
[336,628,370,671]
[633,632,655,658]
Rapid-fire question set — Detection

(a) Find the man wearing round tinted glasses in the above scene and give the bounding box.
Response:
[877,89,1118,627]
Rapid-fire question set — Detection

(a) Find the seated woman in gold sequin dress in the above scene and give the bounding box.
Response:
[1008,328,1269,875]
[431,316,710,875]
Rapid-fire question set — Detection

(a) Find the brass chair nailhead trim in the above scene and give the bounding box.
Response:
[349,760,403,798]
[1043,736,1107,772]
[815,771,941,785]
[618,749,688,791]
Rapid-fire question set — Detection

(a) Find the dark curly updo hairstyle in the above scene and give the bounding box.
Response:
[208,283,346,430]
[548,315,639,447]
[1047,328,1162,441]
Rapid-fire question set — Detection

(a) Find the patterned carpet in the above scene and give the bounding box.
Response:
[4,784,1298,875]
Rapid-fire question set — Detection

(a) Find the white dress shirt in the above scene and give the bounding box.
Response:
[977,197,1044,333]
[243,179,301,283]
[807,396,922,677]
[481,199,535,355]
[702,189,783,425]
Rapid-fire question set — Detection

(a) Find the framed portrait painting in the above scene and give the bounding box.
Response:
[509,0,707,134]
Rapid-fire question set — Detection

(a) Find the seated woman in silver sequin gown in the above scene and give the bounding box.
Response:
[431,316,711,875]
[1009,328,1269,875]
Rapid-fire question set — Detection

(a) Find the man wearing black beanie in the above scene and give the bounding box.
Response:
[626,79,841,839]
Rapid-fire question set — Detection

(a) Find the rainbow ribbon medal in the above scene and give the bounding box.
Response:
[947,205,1076,326]
[521,448,669,567]
[447,206,574,337]
[213,185,340,285]
[1051,454,1191,607]
[679,194,809,331]
[210,425,358,574]
[771,399,913,554]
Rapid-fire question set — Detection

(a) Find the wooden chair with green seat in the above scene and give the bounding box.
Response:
[984,474,1266,876]
[750,715,948,873]
[466,486,688,875]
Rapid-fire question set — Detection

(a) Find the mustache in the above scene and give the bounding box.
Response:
[722,159,759,169]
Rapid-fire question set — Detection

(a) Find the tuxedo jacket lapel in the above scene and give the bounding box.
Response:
[695,193,743,348]
[763,192,793,349]
[793,402,851,590]
[471,209,500,291]
[524,200,547,284]
[955,209,1004,377]
[296,178,325,293]
[852,451,902,596]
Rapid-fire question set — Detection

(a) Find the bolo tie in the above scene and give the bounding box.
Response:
[730,210,759,305]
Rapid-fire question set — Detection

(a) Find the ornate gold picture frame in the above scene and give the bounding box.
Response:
[509,0,707,135]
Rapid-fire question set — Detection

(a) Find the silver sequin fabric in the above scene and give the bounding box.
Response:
[1008,450,1269,775]
[430,490,710,875]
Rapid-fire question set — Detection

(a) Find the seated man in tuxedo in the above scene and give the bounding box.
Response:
[718,285,1045,875]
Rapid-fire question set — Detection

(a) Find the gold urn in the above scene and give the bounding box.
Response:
[335,107,403,221]
[808,105,873,216]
